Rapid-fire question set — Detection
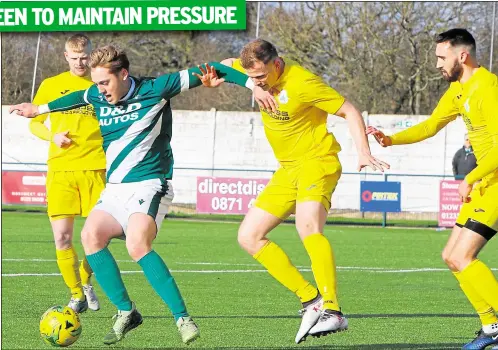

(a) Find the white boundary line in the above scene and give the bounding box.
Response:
[2,258,496,276]
[2,270,275,277]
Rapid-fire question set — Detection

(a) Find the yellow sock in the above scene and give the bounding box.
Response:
[303,233,340,312]
[79,258,93,286]
[253,241,318,303]
[453,271,498,325]
[459,259,498,312]
[56,246,83,300]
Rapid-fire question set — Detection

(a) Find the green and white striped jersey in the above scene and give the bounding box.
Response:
[43,63,253,183]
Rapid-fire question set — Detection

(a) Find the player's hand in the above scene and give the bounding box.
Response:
[366,126,392,147]
[8,103,39,118]
[357,152,390,172]
[193,63,225,88]
[53,131,72,148]
[458,179,472,203]
[253,86,278,112]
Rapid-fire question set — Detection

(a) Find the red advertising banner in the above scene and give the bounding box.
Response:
[439,180,462,227]
[196,176,269,214]
[2,171,47,205]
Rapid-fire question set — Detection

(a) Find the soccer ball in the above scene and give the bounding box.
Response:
[39,306,82,347]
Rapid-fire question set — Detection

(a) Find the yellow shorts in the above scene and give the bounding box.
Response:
[46,170,106,220]
[456,178,498,236]
[254,155,342,220]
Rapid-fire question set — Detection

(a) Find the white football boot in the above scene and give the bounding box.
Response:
[68,297,88,313]
[83,284,100,311]
[309,309,348,337]
[176,316,200,344]
[295,295,323,344]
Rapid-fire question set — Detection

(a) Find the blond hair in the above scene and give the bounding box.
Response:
[65,34,91,53]
[89,45,130,74]
[240,39,278,69]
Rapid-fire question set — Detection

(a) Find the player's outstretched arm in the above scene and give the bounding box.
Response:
[370,116,452,147]
[367,113,456,147]
[9,103,40,118]
[156,62,252,99]
[365,126,392,147]
[194,61,277,112]
[156,62,277,112]
[369,88,459,147]
[46,90,88,113]
[188,62,255,90]
[191,63,226,88]
[337,101,390,172]
[10,90,88,119]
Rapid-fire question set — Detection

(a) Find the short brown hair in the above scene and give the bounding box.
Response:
[65,34,91,53]
[89,45,130,74]
[240,39,278,69]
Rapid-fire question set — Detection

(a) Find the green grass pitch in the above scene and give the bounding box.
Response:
[2,212,497,349]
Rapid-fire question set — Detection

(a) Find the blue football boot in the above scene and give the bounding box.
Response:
[462,329,498,350]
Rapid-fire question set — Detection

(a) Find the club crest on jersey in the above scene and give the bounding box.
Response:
[464,99,470,112]
[278,90,289,104]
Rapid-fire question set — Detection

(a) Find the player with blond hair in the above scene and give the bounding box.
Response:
[29,34,104,313]
[12,44,273,345]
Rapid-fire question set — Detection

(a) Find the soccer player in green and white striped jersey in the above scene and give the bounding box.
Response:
[10,45,275,346]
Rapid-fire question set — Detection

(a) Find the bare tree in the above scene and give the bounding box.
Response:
[262,2,487,115]
[2,33,40,104]
[2,2,494,113]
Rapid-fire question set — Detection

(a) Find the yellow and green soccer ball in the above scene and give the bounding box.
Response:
[39,306,82,347]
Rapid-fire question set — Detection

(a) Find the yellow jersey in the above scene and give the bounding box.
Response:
[30,71,106,171]
[391,67,498,185]
[233,58,345,167]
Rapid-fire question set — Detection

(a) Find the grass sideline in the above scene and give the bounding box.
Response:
[2,205,439,228]
[2,211,497,349]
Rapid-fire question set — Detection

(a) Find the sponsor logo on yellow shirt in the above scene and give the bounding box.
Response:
[61,105,94,116]
[261,108,290,121]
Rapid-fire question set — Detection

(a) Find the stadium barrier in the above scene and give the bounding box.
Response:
[2,162,461,227]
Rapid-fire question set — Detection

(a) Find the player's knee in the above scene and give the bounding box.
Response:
[237,232,250,251]
[442,253,458,271]
[126,240,150,262]
[444,256,461,272]
[295,219,320,237]
[53,230,73,249]
[81,226,92,245]
[237,229,257,253]
[441,249,451,265]
[444,253,472,272]
[81,225,104,252]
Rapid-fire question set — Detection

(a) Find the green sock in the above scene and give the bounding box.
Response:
[86,248,132,311]
[138,250,188,321]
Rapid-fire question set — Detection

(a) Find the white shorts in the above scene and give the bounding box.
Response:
[92,178,174,235]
